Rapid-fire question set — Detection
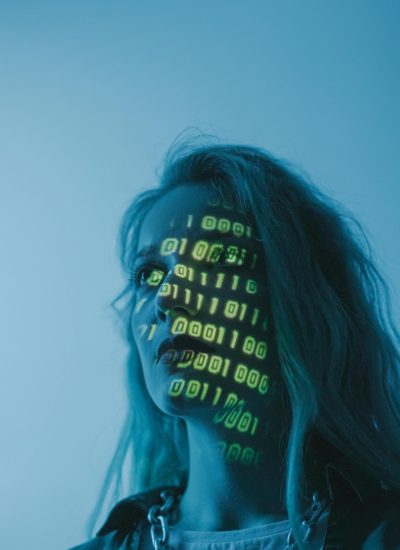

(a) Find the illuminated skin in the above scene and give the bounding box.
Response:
[131,184,289,530]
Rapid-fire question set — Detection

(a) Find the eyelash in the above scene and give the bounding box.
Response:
[128,263,161,288]
[129,250,248,288]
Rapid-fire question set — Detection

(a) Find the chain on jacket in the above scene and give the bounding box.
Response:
[146,489,329,550]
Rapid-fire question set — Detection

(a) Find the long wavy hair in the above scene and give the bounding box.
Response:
[87,132,400,549]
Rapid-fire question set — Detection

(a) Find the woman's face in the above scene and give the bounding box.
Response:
[131,184,283,434]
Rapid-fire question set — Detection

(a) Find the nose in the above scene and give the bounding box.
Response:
[154,269,197,322]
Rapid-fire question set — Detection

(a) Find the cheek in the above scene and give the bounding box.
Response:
[203,274,269,329]
[130,297,161,357]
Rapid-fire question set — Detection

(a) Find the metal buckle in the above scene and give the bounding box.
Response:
[285,492,328,549]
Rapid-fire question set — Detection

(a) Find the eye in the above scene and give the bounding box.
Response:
[209,247,246,267]
[212,250,230,265]
[129,264,165,288]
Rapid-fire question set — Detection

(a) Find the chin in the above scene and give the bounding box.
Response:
[148,379,218,419]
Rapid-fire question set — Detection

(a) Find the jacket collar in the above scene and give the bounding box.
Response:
[323,455,383,504]
[96,458,385,537]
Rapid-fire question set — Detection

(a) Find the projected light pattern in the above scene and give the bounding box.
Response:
[131,194,276,466]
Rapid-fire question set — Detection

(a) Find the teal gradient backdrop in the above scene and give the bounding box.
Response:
[0,2,399,549]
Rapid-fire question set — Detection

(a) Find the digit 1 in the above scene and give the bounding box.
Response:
[216,272,225,288]
[251,308,259,326]
[231,275,239,290]
[250,416,259,436]
[179,238,188,255]
[229,329,239,349]
[200,382,209,401]
[222,358,231,377]
[212,386,222,405]
[147,324,157,341]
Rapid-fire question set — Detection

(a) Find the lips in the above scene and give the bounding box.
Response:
[156,334,215,362]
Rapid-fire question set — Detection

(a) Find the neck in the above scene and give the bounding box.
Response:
[169,420,289,531]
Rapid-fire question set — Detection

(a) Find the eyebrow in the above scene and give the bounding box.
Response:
[134,230,256,262]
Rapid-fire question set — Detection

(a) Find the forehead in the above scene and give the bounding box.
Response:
[138,184,253,248]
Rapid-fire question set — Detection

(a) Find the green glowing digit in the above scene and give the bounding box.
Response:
[259,374,269,394]
[225,401,244,429]
[201,215,217,230]
[147,324,157,341]
[212,386,222,405]
[227,443,241,462]
[160,237,179,255]
[230,329,239,349]
[237,411,252,433]
[177,350,196,368]
[133,297,147,314]
[232,222,244,237]
[207,243,224,263]
[216,326,225,344]
[147,269,164,286]
[224,300,239,319]
[169,379,185,396]
[239,303,247,321]
[171,316,188,335]
[241,447,255,465]
[179,238,188,254]
[184,288,191,305]
[250,253,258,269]
[188,320,202,337]
[217,218,231,233]
[193,352,208,370]
[231,275,239,290]
[245,279,258,294]
[222,358,231,377]
[209,297,219,314]
[186,380,201,398]
[226,245,239,264]
[234,364,248,383]
[250,308,259,326]
[250,417,259,436]
[196,293,204,310]
[204,323,217,342]
[225,392,238,406]
[214,392,238,423]
[209,355,223,375]
[215,272,225,288]
[192,240,209,260]
[247,369,260,389]
[243,336,256,355]
[200,382,209,401]
[174,264,187,278]
[255,341,267,360]
[159,283,171,296]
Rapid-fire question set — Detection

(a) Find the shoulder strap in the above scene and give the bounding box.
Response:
[96,485,184,537]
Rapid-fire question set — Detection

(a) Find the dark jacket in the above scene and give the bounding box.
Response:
[70,458,400,550]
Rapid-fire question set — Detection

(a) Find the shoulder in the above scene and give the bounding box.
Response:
[68,531,127,549]
[69,485,184,550]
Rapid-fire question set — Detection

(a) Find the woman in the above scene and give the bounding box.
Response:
[72,136,400,550]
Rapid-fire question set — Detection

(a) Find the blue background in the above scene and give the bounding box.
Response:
[1,2,399,549]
